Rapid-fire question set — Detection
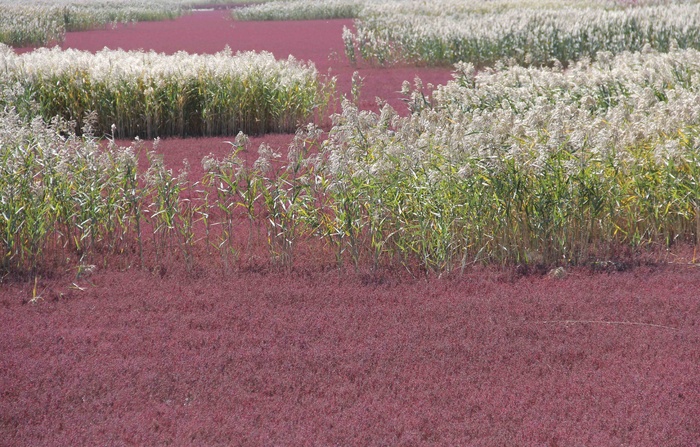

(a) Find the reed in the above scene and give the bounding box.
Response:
[0,0,262,48]
[0,45,331,138]
[232,0,363,21]
[0,111,142,275]
[315,47,700,270]
[343,0,700,67]
[4,9,700,277]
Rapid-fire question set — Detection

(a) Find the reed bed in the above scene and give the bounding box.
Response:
[232,0,364,21]
[0,45,332,138]
[0,6,66,48]
[0,0,256,48]
[341,0,700,66]
[4,47,699,277]
[0,0,191,47]
[0,110,143,276]
[231,0,700,68]
[317,46,700,269]
[230,0,641,23]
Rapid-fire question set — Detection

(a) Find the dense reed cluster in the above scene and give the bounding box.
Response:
[0,45,332,138]
[0,0,258,47]
[0,5,66,48]
[320,47,700,269]
[343,0,700,66]
[4,0,700,277]
[232,0,700,67]
[230,0,622,22]
[0,0,191,47]
[232,0,363,21]
[4,47,699,276]
[0,110,143,275]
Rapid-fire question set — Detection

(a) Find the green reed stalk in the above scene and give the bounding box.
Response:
[2,47,330,138]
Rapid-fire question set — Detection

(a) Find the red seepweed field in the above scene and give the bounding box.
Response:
[2,9,700,446]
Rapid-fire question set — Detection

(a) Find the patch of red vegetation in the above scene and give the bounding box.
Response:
[4,10,700,447]
[2,266,699,445]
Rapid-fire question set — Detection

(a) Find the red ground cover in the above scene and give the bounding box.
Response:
[2,266,700,446]
[4,11,700,446]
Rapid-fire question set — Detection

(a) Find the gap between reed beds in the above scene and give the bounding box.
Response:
[0,45,333,138]
[2,47,700,278]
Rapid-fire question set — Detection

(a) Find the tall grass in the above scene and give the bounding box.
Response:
[3,46,699,278]
[343,0,700,66]
[0,0,191,47]
[229,0,648,22]
[316,47,700,269]
[0,110,142,275]
[0,0,262,48]
[0,45,333,138]
[232,0,364,21]
[0,6,66,48]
